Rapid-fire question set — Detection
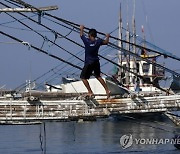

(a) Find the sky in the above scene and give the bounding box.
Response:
[0,0,180,89]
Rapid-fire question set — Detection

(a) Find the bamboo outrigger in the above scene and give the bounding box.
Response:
[0,91,180,124]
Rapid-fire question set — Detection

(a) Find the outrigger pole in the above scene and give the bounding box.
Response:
[8,0,180,62]
[1,0,58,23]
[0,6,58,13]
[0,30,82,71]
[45,15,180,63]
[47,15,180,62]
[3,1,180,77]
[1,0,179,93]
[0,30,171,94]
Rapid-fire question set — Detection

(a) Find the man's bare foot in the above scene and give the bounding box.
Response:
[88,92,95,98]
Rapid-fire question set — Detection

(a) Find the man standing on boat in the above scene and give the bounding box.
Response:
[80,25,111,99]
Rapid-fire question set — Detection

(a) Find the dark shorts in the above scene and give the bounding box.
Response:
[80,61,101,79]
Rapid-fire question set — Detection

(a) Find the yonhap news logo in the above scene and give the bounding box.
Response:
[120,134,180,149]
[120,134,133,149]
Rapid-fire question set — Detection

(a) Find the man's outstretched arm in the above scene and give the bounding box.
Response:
[102,33,110,45]
[80,25,84,37]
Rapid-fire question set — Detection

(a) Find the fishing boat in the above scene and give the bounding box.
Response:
[43,3,167,98]
[0,1,180,127]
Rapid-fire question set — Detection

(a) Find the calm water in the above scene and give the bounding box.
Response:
[0,115,180,154]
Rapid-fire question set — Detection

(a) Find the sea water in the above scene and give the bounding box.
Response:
[0,115,180,154]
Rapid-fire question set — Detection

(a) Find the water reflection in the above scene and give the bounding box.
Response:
[0,115,180,154]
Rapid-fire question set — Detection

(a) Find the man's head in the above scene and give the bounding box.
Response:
[88,28,97,38]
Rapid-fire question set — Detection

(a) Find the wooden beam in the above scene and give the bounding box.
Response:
[0,5,58,12]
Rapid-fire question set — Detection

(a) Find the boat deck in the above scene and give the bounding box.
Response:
[0,92,180,124]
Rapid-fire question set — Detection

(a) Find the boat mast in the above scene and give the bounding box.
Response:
[125,3,130,86]
[117,3,123,82]
[132,0,136,54]
[131,0,137,84]
[141,25,147,57]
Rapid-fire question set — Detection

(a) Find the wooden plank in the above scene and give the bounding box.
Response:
[0,6,58,12]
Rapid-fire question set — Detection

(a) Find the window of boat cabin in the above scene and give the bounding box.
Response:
[142,63,150,74]
[122,64,126,84]
[136,63,139,73]
[142,77,151,84]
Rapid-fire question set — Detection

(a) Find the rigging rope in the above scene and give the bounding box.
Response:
[0,22,169,93]
[15,2,178,78]
[2,0,179,93]
[7,0,180,75]
[14,48,85,91]
[0,11,85,90]
[3,1,179,78]
[10,0,180,62]
[0,27,113,92]
[0,30,83,70]
[0,14,37,26]
[7,0,180,137]
[2,9,85,65]
[0,1,118,91]
[44,13,180,62]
